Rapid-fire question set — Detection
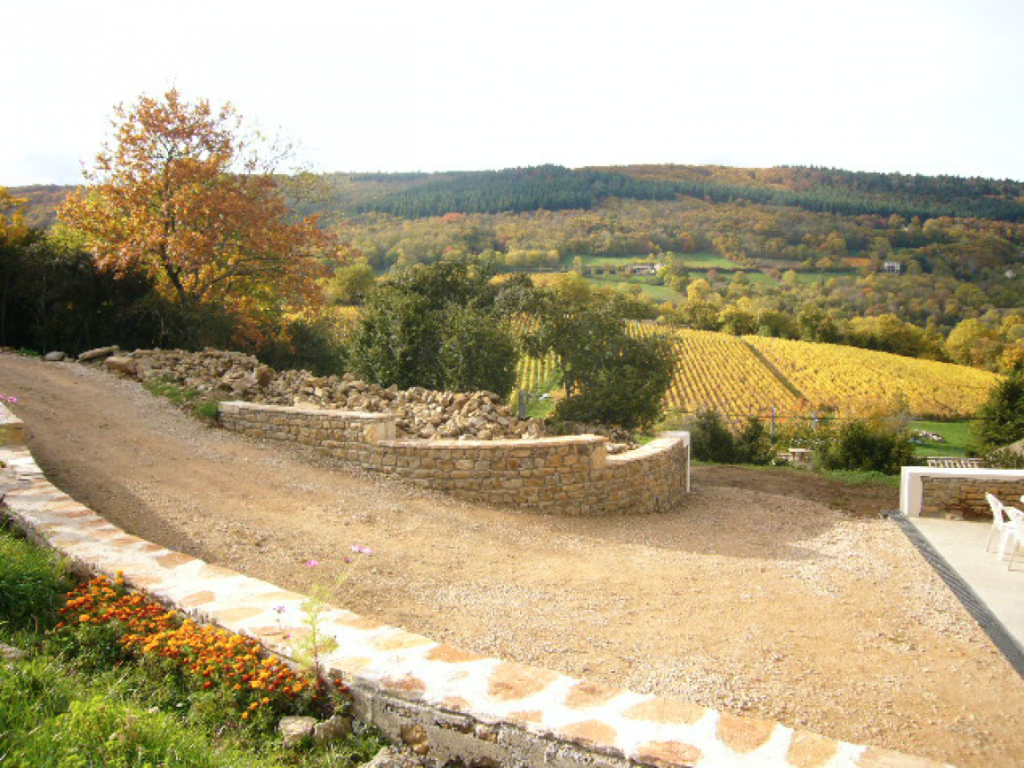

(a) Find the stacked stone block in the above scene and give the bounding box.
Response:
[920,476,1024,519]
[219,401,689,516]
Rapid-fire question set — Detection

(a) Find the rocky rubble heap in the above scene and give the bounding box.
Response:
[83,347,546,441]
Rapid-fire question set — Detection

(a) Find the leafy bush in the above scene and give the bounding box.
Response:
[437,305,518,399]
[982,446,1024,469]
[972,372,1024,451]
[0,530,70,632]
[551,331,675,430]
[689,409,737,463]
[348,261,519,398]
[734,416,775,465]
[818,419,915,475]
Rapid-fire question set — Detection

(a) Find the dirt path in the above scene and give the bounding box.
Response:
[2,352,1023,767]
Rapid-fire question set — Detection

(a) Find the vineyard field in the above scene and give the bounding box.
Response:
[744,336,999,418]
[629,325,803,419]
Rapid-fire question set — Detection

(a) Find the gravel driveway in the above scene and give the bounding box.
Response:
[2,351,1023,768]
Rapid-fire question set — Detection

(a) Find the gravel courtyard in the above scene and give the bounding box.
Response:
[2,352,1023,767]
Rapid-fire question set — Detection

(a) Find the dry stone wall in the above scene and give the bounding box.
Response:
[218,401,689,516]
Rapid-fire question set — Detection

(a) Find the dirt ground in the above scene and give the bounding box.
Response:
[3,352,1024,768]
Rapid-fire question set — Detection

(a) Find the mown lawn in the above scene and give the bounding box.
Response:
[908,419,972,457]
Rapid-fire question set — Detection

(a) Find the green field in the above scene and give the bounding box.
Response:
[908,420,972,457]
[583,276,686,303]
[571,251,740,269]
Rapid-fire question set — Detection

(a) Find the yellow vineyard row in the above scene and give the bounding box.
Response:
[743,336,1000,418]
[629,324,803,416]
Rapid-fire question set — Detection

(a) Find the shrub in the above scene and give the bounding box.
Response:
[734,416,775,465]
[689,409,737,463]
[819,419,915,475]
[972,372,1024,451]
[982,446,1024,469]
[348,262,519,398]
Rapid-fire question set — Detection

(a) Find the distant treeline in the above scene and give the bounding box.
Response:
[356,166,679,217]
[356,165,1024,222]
[681,170,1024,223]
[12,164,1024,232]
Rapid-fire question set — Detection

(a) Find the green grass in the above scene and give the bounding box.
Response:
[908,419,972,458]
[818,469,901,488]
[142,377,203,406]
[582,276,686,303]
[571,251,739,269]
[0,528,71,633]
[142,377,224,423]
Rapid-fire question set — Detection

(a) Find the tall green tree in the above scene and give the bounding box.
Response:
[347,261,518,397]
[972,373,1024,450]
[524,275,675,430]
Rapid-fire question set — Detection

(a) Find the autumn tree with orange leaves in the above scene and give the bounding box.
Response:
[59,90,331,334]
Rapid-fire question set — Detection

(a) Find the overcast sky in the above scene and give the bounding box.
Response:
[4,0,1023,186]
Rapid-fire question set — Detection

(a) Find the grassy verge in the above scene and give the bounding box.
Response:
[817,468,901,488]
[0,528,386,767]
[142,377,225,423]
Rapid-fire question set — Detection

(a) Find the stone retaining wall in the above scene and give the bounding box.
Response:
[0,435,947,767]
[218,401,690,516]
[901,466,1024,519]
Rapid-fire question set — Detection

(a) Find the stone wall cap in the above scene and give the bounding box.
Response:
[382,434,609,450]
[218,401,391,421]
[903,466,1024,479]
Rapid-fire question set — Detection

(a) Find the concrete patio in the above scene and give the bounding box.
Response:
[903,515,1024,660]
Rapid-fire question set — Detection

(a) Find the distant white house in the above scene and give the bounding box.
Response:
[624,263,665,276]
[882,261,904,275]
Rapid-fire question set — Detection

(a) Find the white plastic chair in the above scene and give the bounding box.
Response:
[1005,507,1024,571]
[985,493,1013,557]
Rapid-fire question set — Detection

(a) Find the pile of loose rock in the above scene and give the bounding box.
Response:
[78,346,546,441]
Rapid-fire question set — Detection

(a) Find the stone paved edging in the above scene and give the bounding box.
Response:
[0,433,951,766]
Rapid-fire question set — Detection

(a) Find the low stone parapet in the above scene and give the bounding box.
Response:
[900,466,1024,519]
[219,401,690,516]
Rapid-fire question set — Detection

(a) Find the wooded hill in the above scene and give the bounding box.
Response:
[15,162,1024,228]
